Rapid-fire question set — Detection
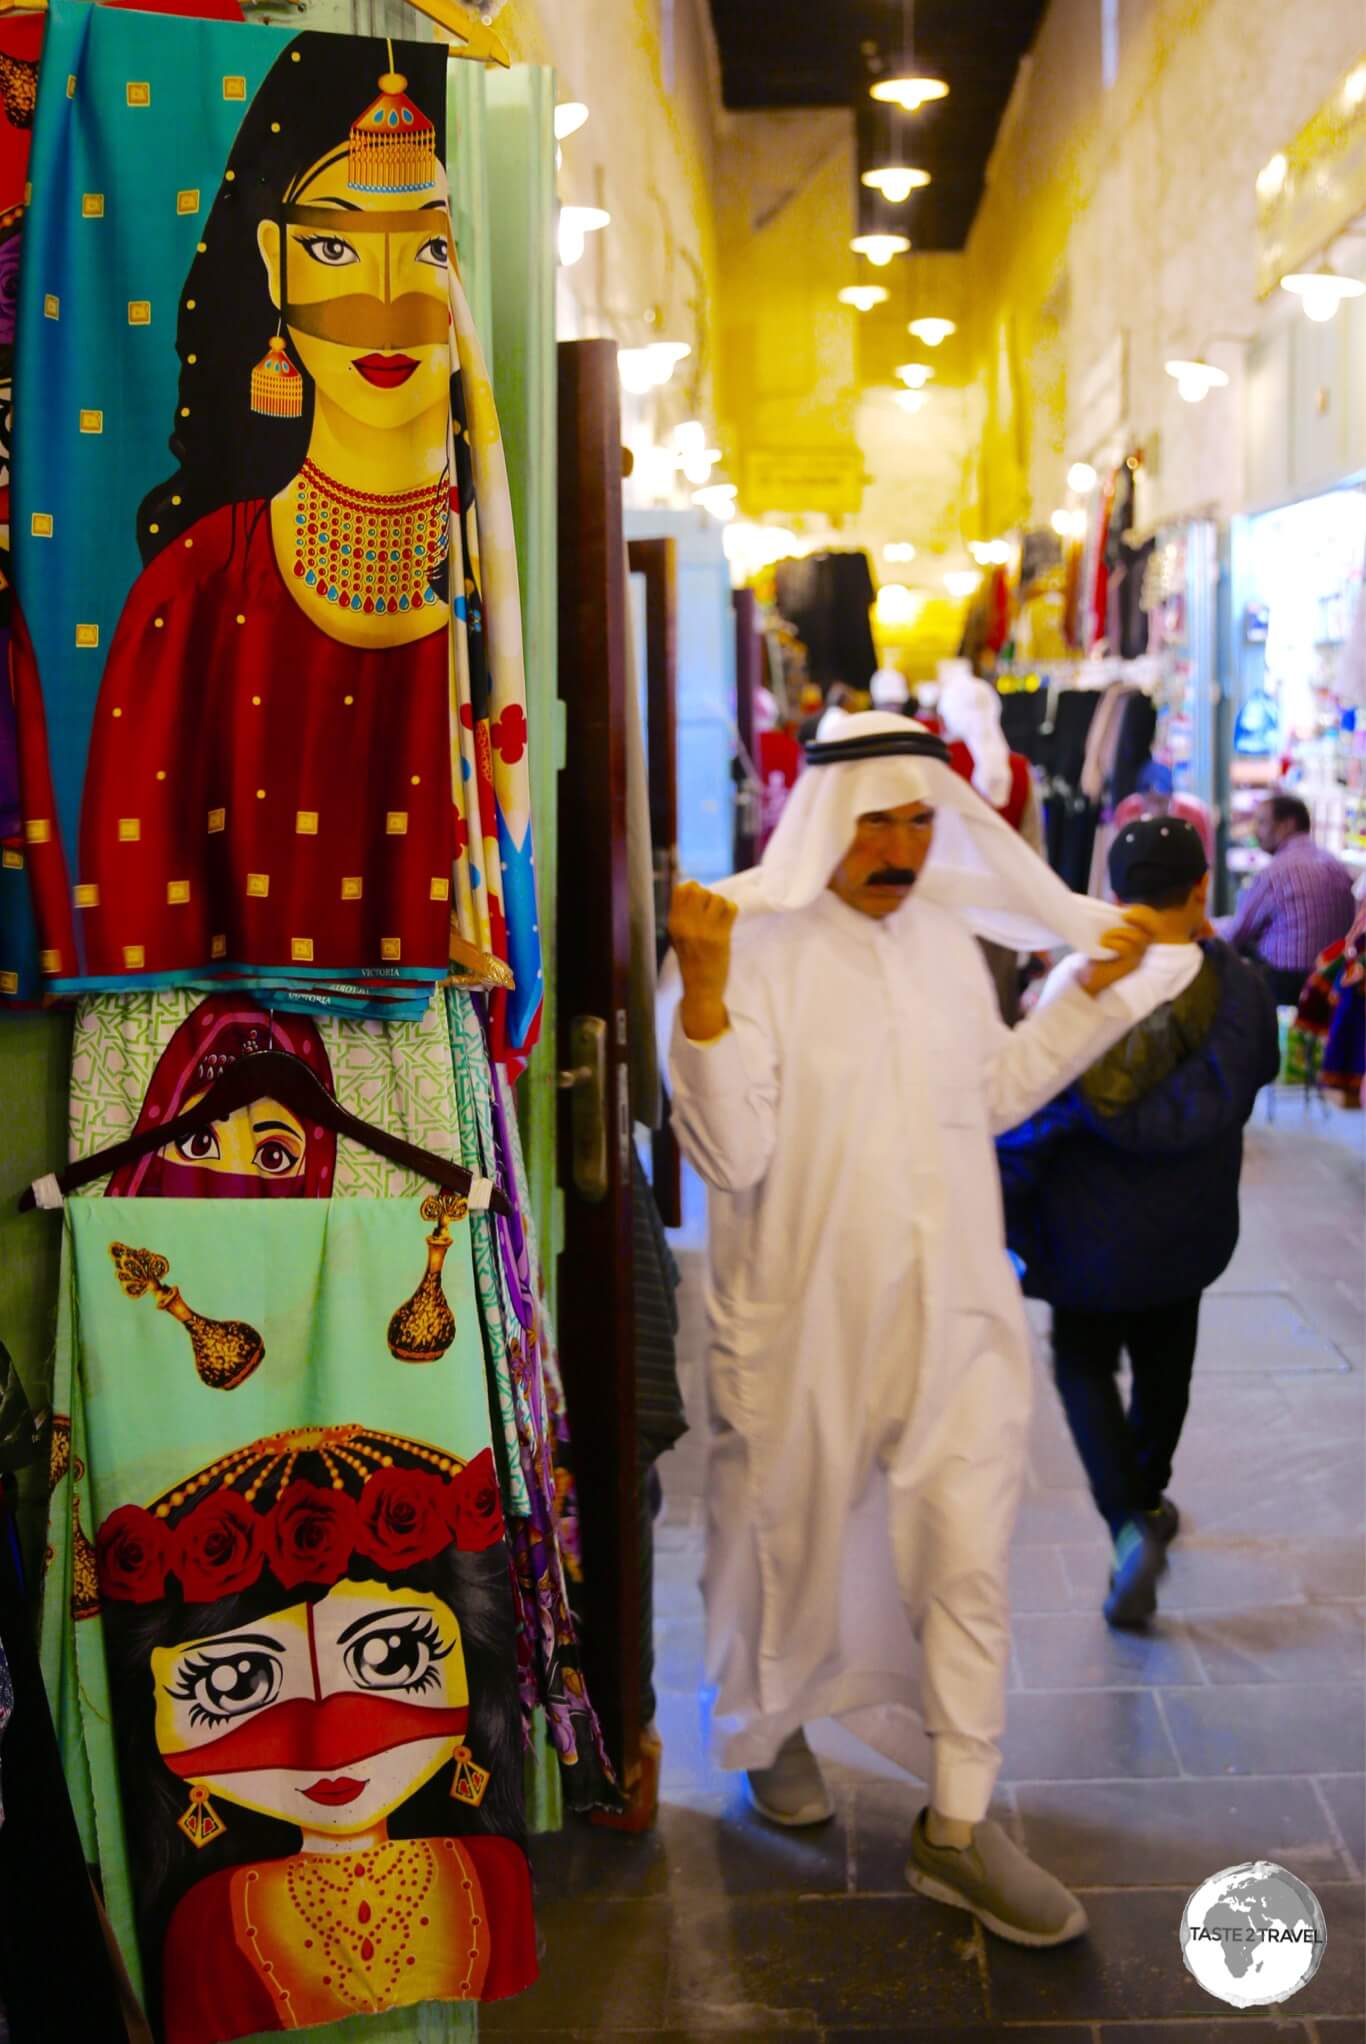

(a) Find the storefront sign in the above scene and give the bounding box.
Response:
[743,448,865,515]
[1256,58,1366,297]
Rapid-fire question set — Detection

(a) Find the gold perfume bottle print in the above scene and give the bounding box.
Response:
[387,1189,469,1363]
[110,1242,264,1390]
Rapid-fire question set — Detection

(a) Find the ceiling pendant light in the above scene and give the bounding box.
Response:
[908,316,955,347]
[851,231,911,267]
[1164,357,1229,403]
[871,74,948,111]
[617,341,691,395]
[557,204,610,267]
[944,570,981,599]
[895,362,933,388]
[1067,461,1098,494]
[870,0,947,113]
[884,540,917,563]
[1279,266,1366,323]
[861,165,931,203]
[839,285,890,312]
[553,102,589,141]
[894,388,928,414]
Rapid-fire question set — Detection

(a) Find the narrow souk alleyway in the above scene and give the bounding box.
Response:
[488,1103,1364,2042]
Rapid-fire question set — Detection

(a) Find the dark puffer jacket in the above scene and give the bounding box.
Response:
[997,942,1280,1312]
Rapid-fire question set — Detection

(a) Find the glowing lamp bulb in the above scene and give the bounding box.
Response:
[553,102,589,141]
[1067,461,1098,494]
[558,204,610,267]
[895,363,933,388]
[1280,269,1365,323]
[883,541,917,563]
[908,317,955,347]
[838,285,890,312]
[870,75,949,112]
[851,232,911,267]
[894,389,928,414]
[861,166,930,203]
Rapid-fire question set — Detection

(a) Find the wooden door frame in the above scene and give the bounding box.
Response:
[732,586,762,872]
[554,340,640,1783]
[628,537,682,1228]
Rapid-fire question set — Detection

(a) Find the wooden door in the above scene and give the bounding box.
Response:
[554,340,641,1787]
[733,586,762,872]
[627,537,682,1227]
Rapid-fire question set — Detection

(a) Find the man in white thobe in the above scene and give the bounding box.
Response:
[663,713,1153,1947]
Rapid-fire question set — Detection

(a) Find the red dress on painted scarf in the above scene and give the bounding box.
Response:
[12,501,455,987]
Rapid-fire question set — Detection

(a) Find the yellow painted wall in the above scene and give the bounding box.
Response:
[961,0,1366,532]
[504,0,724,429]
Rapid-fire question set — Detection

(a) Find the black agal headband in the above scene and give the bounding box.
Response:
[803,729,951,768]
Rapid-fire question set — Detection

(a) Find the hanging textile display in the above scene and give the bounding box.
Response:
[63,986,617,1802]
[7,4,541,1058]
[0,10,43,1004]
[41,1196,538,2042]
[447,990,616,1807]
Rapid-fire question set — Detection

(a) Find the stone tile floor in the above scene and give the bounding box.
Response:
[488,1108,1365,2042]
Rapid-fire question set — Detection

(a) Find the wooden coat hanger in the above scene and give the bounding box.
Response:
[20,1048,511,1214]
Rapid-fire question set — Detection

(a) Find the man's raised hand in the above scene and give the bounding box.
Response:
[669,881,738,1043]
[1078,910,1156,998]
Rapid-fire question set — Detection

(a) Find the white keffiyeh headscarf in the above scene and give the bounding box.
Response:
[712,711,1116,956]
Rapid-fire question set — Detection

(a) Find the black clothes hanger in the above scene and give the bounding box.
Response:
[19,1049,511,1216]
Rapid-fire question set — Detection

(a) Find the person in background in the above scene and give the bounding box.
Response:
[663,712,1156,1949]
[998,819,1279,1627]
[870,666,912,714]
[1218,794,1355,1005]
[797,681,851,745]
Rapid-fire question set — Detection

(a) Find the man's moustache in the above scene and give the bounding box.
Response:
[867,868,917,888]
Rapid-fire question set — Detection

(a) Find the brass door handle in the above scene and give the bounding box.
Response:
[559,1015,609,1203]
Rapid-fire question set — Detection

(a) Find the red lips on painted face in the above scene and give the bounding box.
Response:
[301,1776,369,1806]
[353,353,419,389]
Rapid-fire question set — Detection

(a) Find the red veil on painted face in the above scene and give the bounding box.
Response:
[105,995,338,1198]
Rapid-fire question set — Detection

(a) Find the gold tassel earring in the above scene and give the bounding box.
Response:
[179,1783,228,1849]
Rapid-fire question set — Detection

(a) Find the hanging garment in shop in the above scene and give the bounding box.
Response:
[8,9,540,1057]
[63,986,616,1807]
[0,11,43,1000]
[0,11,41,848]
[1037,688,1102,886]
[41,1196,538,2044]
[774,553,877,691]
[447,991,619,1809]
[0,1481,134,2040]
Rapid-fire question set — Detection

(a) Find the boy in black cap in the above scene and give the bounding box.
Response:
[997,818,1280,1625]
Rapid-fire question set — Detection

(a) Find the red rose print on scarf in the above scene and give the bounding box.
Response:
[97,1504,170,1604]
[269,1482,358,1589]
[177,1489,264,1601]
[444,1448,504,1551]
[356,1468,451,1571]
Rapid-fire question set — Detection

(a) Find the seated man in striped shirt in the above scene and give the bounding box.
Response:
[1219,794,1356,1006]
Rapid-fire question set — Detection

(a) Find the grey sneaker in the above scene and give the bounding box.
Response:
[1146,1496,1181,1544]
[906,1811,1088,1947]
[1104,1516,1169,1628]
[746,1729,833,1828]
